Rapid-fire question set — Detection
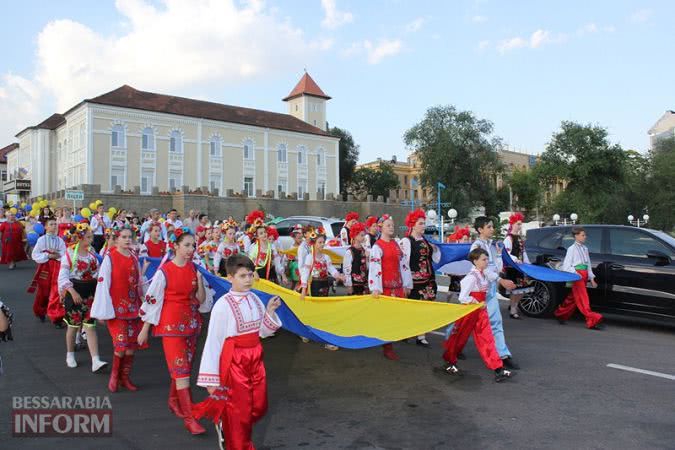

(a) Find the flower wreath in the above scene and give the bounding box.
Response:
[168,226,194,250]
[307,226,326,244]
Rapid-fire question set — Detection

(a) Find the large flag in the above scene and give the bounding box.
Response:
[501,249,581,283]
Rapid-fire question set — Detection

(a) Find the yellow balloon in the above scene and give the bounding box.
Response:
[37,197,43,202]
[89,202,97,210]
[31,202,39,210]
[40,200,48,208]
[108,207,117,215]
[95,199,103,206]
[50,200,57,207]
[10,207,17,214]
[21,202,27,208]
[30,209,38,217]
[81,207,92,218]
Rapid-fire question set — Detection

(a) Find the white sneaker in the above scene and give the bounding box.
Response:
[91,358,108,373]
[66,353,78,368]
[300,337,310,343]
[324,344,339,351]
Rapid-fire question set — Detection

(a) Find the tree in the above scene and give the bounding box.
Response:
[537,121,628,224]
[508,168,542,212]
[346,162,400,200]
[645,138,675,231]
[328,126,360,195]
[403,105,503,217]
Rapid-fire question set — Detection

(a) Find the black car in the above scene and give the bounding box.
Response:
[521,225,675,322]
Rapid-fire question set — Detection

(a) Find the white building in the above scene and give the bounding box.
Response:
[6,73,339,200]
[648,110,675,148]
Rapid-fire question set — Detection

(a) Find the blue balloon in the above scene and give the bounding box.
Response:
[27,231,39,247]
[33,223,45,235]
[73,215,84,222]
[25,204,32,212]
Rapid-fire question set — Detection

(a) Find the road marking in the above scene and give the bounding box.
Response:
[607,363,675,381]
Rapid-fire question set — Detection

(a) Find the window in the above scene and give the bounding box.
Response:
[111,124,125,148]
[243,140,254,160]
[316,148,325,166]
[318,181,326,198]
[244,177,254,197]
[169,130,182,153]
[331,221,344,238]
[297,146,306,165]
[298,178,308,199]
[111,167,125,189]
[551,227,603,254]
[210,137,222,157]
[277,178,288,196]
[313,120,317,126]
[141,169,154,194]
[609,229,674,258]
[277,144,287,162]
[79,124,85,149]
[1,170,6,182]
[209,174,221,193]
[142,127,155,151]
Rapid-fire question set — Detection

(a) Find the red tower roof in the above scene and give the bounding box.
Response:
[283,72,331,102]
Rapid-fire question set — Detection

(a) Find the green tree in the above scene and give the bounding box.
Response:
[508,168,542,212]
[403,105,503,216]
[537,121,628,223]
[328,126,360,195]
[646,138,675,231]
[346,162,400,200]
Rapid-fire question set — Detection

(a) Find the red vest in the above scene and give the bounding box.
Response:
[145,240,166,258]
[377,239,403,289]
[109,250,142,319]
[154,261,202,337]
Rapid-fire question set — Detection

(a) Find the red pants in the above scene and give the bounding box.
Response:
[554,270,603,328]
[106,318,148,353]
[443,305,503,370]
[161,335,198,379]
[29,261,60,319]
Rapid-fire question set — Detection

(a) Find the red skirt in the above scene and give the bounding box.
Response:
[0,236,27,264]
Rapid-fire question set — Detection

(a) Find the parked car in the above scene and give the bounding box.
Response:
[521,225,675,323]
[273,216,345,250]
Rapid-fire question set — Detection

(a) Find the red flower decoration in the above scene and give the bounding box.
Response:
[98,277,104,282]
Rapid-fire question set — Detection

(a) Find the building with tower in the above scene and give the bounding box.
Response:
[5,73,339,201]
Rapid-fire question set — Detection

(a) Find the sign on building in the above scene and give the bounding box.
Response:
[3,179,31,193]
[65,190,85,201]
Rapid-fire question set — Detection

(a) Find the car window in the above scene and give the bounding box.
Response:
[331,221,344,238]
[562,228,602,254]
[609,228,674,258]
[274,219,296,237]
[537,230,565,250]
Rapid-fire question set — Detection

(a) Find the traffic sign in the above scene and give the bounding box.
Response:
[65,190,84,201]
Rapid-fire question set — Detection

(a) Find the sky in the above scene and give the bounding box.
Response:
[1,0,673,163]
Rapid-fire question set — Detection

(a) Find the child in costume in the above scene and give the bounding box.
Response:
[247,220,286,285]
[502,213,531,320]
[139,222,167,259]
[214,220,240,276]
[339,212,360,247]
[28,214,65,324]
[343,222,369,295]
[0,209,27,269]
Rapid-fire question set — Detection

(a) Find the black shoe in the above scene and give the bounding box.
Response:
[443,363,461,375]
[457,352,466,360]
[502,357,520,370]
[38,315,46,323]
[416,338,430,348]
[591,323,605,330]
[495,368,514,383]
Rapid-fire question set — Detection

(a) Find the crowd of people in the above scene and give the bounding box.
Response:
[0,201,605,449]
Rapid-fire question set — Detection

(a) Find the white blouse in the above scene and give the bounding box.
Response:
[31,234,66,265]
[90,252,148,320]
[399,235,441,268]
[247,242,284,277]
[470,239,501,282]
[458,268,489,304]
[196,291,281,387]
[342,246,368,287]
[299,252,339,287]
[57,247,99,292]
[503,235,531,264]
[213,241,240,271]
[367,241,413,293]
[562,242,595,280]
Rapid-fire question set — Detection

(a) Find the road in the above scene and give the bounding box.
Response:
[1,262,674,449]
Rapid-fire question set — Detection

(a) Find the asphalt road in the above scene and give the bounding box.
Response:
[1,262,674,450]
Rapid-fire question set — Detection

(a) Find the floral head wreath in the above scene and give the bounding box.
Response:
[345,211,360,223]
[247,218,266,236]
[365,216,378,229]
[405,209,427,230]
[168,226,193,250]
[377,214,393,226]
[110,223,137,238]
[267,225,280,241]
[291,224,304,235]
[508,212,525,234]
[349,222,366,239]
[307,226,326,244]
[245,210,265,225]
[221,219,239,232]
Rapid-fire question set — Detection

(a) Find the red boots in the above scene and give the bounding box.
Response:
[168,380,183,417]
[382,343,400,360]
[108,354,122,393]
[108,353,139,392]
[176,388,206,435]
[119,354,138,391]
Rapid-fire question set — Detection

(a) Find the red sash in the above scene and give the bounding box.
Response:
[471,291,487,302]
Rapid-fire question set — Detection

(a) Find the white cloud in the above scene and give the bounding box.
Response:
[496,36,528,53]
[343,39,403,64]
[471,15,487,23]
[630,8,653,23]
[405,17,426,33]
[576,22,616,36]
[478,40,491,50]
[320,0,353,29]
[0,0,331,143]
[497,29,567,53]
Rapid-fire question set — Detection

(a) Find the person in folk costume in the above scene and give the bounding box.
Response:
[502,213,531,320]
[197,227,219,274]
[28,213,65,324]
[343,222,369,295]
[467,216,520,370]
[57,223,108,372]
[193,254,282,450]
[57,207,73,238]
[555,226,604,329]
[446,225,471,243]
[0,298,14,376]
[299,227,344,299]
[364,216,379,251]
[0,208,28,270]
[400,209,442,348]
[99,227,116,258]
[139,222,167,259]
[240,210,265,254]
[90,203,112,253]
[368,215,413,361]
[283,224,305,291]
[140,208,167,242]
[91,224,151,393]
[247,220,287,285]
[138,227,209,435]
[340,212,360,247]
[442,248,515,382]
[195,225,208,247]
[214,220,241,277]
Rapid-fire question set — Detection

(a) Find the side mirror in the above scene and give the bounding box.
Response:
[646,250,671,266]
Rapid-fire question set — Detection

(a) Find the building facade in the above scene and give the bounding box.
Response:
[648,110,675,148]
[6,73,340,200]
[357,154,433,204]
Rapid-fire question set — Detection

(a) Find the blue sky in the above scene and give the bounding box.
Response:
[1,0,673,162]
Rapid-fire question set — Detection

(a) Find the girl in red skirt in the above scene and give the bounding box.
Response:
[138,227,208,435]
[139,222,166,259]
[91,225,150,393]
[0,209,27,269]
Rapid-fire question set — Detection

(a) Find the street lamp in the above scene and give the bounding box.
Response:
[447,208,457,225]
[553,213,577,225]
[628,214,649,228]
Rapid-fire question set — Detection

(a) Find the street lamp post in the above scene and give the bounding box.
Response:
[628,214,649,228]
[437,181,446,240]
[553,213,578,226]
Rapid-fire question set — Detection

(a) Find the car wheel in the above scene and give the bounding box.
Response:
[519,280,558,318]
